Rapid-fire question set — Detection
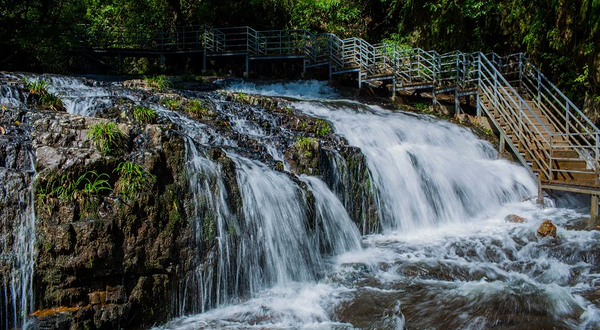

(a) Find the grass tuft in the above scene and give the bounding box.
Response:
[86,122,126,155]
[114,161,157,199]
[145,75,171,90]
[133,106,157,124]
[24,78,64,111]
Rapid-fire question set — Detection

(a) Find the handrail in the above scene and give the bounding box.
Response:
[73,24,599,184]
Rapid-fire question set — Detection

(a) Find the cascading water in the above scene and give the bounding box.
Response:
[292,100,537,231]
[0,151,37,330]
[1,73,597,329]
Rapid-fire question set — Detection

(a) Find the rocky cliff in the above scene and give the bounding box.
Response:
[0,75,379,330]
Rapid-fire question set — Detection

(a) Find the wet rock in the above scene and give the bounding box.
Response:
[537,220,557,238]
[505,214,525,223]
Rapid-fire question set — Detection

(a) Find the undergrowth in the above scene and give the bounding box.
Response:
[133,106,157,124]
[24,78,64,110]
[114,161,157,199]
[86,122,126,155]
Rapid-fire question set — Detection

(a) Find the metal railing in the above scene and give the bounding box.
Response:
[74,24,599,185]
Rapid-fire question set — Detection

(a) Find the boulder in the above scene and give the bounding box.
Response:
[505,214,525,223]
[537,220,557,238]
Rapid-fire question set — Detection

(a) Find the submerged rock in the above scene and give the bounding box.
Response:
[505,214,525,223]
[537,220,558,238]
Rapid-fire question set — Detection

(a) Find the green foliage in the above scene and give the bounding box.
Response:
[161,98,181,109]
[296,137,318,157]
[37,171,112,202]
[145,75,171,90]
[133,106,157,124]
[186,99,210,117]
[86,122,126,155]
[180,73,204,82]
[235,92,246,101]
[313,119,331,136]
[114,161,157,199]
[413,102,430,113]
[24,78,64,110]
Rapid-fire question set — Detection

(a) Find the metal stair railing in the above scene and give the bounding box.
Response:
[73,25,598,183]
[485,52,600,178]
[518,55,599,176]
[477,52,554,178]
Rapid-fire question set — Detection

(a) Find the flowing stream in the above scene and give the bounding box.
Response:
[0,75,598,329]
[156,80,598,330]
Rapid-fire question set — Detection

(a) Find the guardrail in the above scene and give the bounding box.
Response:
[74,24,599,185]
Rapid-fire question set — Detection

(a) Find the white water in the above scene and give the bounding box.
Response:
[163,80,597,330]
[2,75,597,329]
[293,101,537,231]
[1,153,37,330]
[220,79,337,100]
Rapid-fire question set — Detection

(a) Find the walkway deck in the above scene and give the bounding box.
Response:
[72,25,600,217]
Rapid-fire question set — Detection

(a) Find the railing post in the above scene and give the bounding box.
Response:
[519,99,524,142]
[566,102,570,134]
[518,53,523,92]
[549,137,554,180]
[455,53,460,87]
[594,134,600,177]
[537,70,541,102]
[476,53,482,116]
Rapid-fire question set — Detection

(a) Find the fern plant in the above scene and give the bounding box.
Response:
[24,78,64,111]
[86,122,126,155]
[114,161,157,199]
[133,106,157,124]
[37,171,112,203]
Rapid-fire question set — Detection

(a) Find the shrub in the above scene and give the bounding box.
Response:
[114,161,157,199]
[145,75,171,90]
[133,106,157,124]
[86,122,126,155]
[24,78,64,111]
[313,119,331,136]
[37,171,112,202]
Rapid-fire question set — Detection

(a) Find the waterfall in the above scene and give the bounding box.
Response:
[1,74,596,329]
[1,151,37,330]
[300,175,362,255]
[292,101,537,231]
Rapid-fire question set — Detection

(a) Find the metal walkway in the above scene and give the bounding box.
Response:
[74,25,600,216]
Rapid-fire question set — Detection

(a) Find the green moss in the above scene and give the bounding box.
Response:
[167,204,184,232]
[161,98,181,109]
[186,99,211,117]
[275,161,284,172]
[203,214,215,241]
[227,224,237,237]
[296,137,318,158]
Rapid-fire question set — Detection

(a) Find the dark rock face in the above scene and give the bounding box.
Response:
[29,110,190,329]
[0,75,378,330]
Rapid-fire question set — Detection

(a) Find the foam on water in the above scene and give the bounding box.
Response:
[220,80,337,100]
[292,101,537,231]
